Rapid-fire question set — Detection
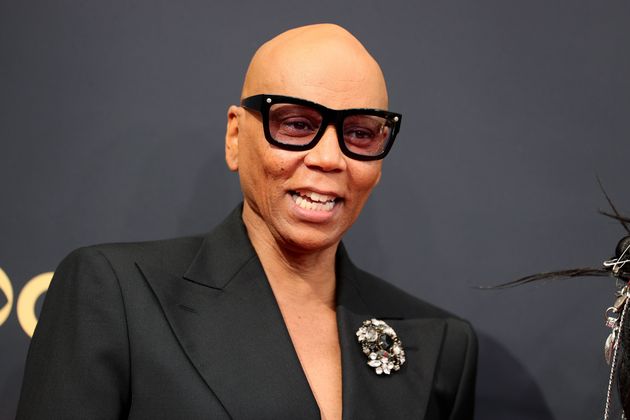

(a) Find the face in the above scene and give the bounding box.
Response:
[227,105,382,253]
[225,26,388,254]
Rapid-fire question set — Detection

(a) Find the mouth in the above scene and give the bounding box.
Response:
[290,190,340,212]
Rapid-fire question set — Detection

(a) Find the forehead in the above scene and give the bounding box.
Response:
[243,31,388,110]
[266,64,384,110]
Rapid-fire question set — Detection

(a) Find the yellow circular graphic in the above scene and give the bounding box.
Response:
[0,267,14,326]
[17,272,53,338]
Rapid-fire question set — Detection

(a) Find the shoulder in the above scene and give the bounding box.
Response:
[353,266,470,322]
[59,234,206,276]
[350,265,476,348]
[350,265,477,388]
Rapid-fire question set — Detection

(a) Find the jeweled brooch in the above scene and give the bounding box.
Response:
[356,318,405,375]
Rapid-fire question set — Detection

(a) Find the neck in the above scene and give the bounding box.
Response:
[242,204,338,309]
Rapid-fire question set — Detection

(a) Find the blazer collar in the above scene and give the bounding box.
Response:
[138,206,445,419]
[182,205,256,289]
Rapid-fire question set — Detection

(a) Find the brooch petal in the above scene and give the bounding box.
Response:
[356,318,406,375]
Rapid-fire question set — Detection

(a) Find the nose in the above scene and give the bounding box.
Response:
[303,125,347,172]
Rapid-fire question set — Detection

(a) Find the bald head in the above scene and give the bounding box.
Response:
[241,24,388,110]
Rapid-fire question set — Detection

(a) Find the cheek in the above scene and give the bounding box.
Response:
[349,163,382,195]
[259,148,300,181]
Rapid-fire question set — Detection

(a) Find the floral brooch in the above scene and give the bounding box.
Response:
[356,318,406,375]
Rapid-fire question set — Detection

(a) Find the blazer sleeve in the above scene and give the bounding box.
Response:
[16,247,130,419]
[447,319,478,420]
[430,318,478,420]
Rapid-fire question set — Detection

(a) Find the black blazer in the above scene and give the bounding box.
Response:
[17,206,477,419]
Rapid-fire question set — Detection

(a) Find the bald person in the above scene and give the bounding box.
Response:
[17,24,477,420]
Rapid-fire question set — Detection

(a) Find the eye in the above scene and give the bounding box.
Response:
[269,104,323,141]
[343,116,388,143]
[345,127,376,141]
[343,116,392,154]
[280,118,317,136]
[344,124,380,149]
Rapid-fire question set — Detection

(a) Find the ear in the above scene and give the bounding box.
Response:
[225,105,240,171]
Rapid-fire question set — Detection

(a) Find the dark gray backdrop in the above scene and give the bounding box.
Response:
[2,1,629,419]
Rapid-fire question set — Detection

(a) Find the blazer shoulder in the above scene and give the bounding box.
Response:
[356,269,478,368]
[352,266,472,325]
[60,234,206,276]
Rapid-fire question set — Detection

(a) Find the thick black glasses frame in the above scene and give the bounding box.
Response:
[240,94,402,161]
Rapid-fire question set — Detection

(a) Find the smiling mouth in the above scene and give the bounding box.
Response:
[291,190,339,212]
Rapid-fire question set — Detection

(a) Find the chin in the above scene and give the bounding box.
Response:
[281,227,343,254]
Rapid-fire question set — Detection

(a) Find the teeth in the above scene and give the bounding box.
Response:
[292,192,336,212]
[299,191,336,203]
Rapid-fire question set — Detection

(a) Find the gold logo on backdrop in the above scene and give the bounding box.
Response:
[0,267,13,326]
[17,272,53,337]
[0,267,53,337]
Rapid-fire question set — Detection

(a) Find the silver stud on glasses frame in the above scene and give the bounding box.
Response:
[266,98,272,103]
[394,116,399,122]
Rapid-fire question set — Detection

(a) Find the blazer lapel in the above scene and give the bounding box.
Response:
[137,206,446,419]
[335,246,446,420]
[137,209,319,419]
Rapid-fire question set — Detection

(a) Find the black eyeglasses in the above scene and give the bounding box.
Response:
[240,94,402,161]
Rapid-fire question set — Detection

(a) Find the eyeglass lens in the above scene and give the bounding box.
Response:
[268,103,394,157]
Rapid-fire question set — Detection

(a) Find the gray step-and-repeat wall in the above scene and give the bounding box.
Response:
[2,1,629,418]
